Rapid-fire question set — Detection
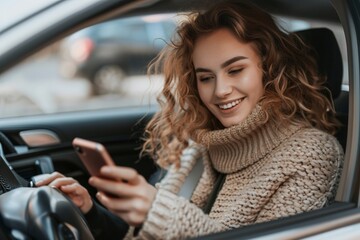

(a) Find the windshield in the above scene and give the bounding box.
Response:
[0,0,60,32]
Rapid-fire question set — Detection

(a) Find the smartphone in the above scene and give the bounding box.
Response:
[72,137,115,177]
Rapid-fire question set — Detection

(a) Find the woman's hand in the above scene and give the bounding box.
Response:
[89,166,157,226]
[35,171,93,214]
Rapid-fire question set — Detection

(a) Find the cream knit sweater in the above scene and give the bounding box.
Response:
[128,106,344,239]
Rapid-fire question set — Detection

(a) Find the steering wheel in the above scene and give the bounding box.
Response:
[0,187,94,240]
[0,136,94,239]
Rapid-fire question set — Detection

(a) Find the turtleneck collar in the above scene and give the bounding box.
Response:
[199,105,303,174]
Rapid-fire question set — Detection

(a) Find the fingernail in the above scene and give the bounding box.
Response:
[96,192,101,199]
[36,179,43,185]
[101,166,111,173]
[88,177,94,184]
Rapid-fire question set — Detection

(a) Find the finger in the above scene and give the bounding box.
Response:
[35,172,65,186]
[100,166,140,184]
[97,191,149,213]
[48,177,79,189]
[61,186,87,211]
[60,183,81,194]
[89,177,136,197]
[62,185,85,200]
[96,192,131,212]
[96,193,148,226]
[61,183,93,214]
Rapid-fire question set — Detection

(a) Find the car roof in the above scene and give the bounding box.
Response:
[125,0,340,23]
[0,0,60,33]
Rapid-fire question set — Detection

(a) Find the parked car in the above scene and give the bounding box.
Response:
[59,14,176,94]
[0,0,359,239]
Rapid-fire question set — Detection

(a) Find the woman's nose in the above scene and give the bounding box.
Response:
[214,77,232,98]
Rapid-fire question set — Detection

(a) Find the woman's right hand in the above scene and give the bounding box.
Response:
[35,171,93,214]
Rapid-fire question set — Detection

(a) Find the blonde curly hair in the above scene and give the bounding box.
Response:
[142,0,339,168]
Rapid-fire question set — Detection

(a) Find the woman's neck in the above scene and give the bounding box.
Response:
[199,105,303,173]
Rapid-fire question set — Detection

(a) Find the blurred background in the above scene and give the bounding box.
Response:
[0,13,177,117]
[0,8,346,118]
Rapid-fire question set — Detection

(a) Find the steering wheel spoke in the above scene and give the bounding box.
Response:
[0,133,29,192]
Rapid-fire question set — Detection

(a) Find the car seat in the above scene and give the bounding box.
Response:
[294,28,347,150]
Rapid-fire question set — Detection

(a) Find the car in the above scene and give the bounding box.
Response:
[0,0,359,239]
[59,14,176,94]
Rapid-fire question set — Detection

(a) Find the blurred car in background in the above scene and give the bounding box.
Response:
[59,14,176,94]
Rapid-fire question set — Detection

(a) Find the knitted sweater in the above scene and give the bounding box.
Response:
[128,106,344,239]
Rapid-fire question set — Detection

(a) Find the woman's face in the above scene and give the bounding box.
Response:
[193,28,264,128]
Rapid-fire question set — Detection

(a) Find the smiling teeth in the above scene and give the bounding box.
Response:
[219,99,242,110]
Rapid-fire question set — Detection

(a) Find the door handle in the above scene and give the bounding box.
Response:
[19,129,60,147]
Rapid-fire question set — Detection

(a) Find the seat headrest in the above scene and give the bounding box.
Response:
[294,28,343,99]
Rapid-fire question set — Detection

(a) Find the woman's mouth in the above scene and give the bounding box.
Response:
[218,97,245,110]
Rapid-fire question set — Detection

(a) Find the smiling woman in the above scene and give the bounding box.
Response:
[130,0,343,238]
[193,28,264,127]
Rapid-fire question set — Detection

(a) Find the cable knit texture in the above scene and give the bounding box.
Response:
[126,105,344,239]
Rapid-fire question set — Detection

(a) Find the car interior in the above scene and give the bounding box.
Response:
[295,28,346,149]
[0,0,359,239]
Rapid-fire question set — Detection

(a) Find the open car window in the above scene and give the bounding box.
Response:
[0,14,178,118]
[0,12,346,119]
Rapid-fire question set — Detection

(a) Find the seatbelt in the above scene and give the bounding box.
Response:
[178,159,204,199]
[202,173,225,214]
[178,158,226,214]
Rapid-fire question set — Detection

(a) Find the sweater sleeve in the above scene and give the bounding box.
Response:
[84,201,129,240]
[133,188,227,239]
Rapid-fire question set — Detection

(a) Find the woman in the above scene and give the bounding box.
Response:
[36,0,343,239]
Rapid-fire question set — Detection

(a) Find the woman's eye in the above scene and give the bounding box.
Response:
[229,68,243,75]
[199,76,213,82]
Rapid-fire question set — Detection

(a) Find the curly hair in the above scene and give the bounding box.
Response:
[142,0,339,168]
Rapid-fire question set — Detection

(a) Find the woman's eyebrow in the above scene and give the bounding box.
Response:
[220,56,247,68]
[195,68,211,73]
[195,56,248,73]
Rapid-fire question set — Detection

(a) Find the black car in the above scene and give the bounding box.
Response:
[0,0,359,239]
[59,14,176,94]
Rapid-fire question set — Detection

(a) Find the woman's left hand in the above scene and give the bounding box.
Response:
[88,166,157,227]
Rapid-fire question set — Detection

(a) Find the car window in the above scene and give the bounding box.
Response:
[0,14,178,118]
[96,19,148,44]
[0,13,346,118]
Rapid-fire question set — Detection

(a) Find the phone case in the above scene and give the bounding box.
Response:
[72,137,115,176]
